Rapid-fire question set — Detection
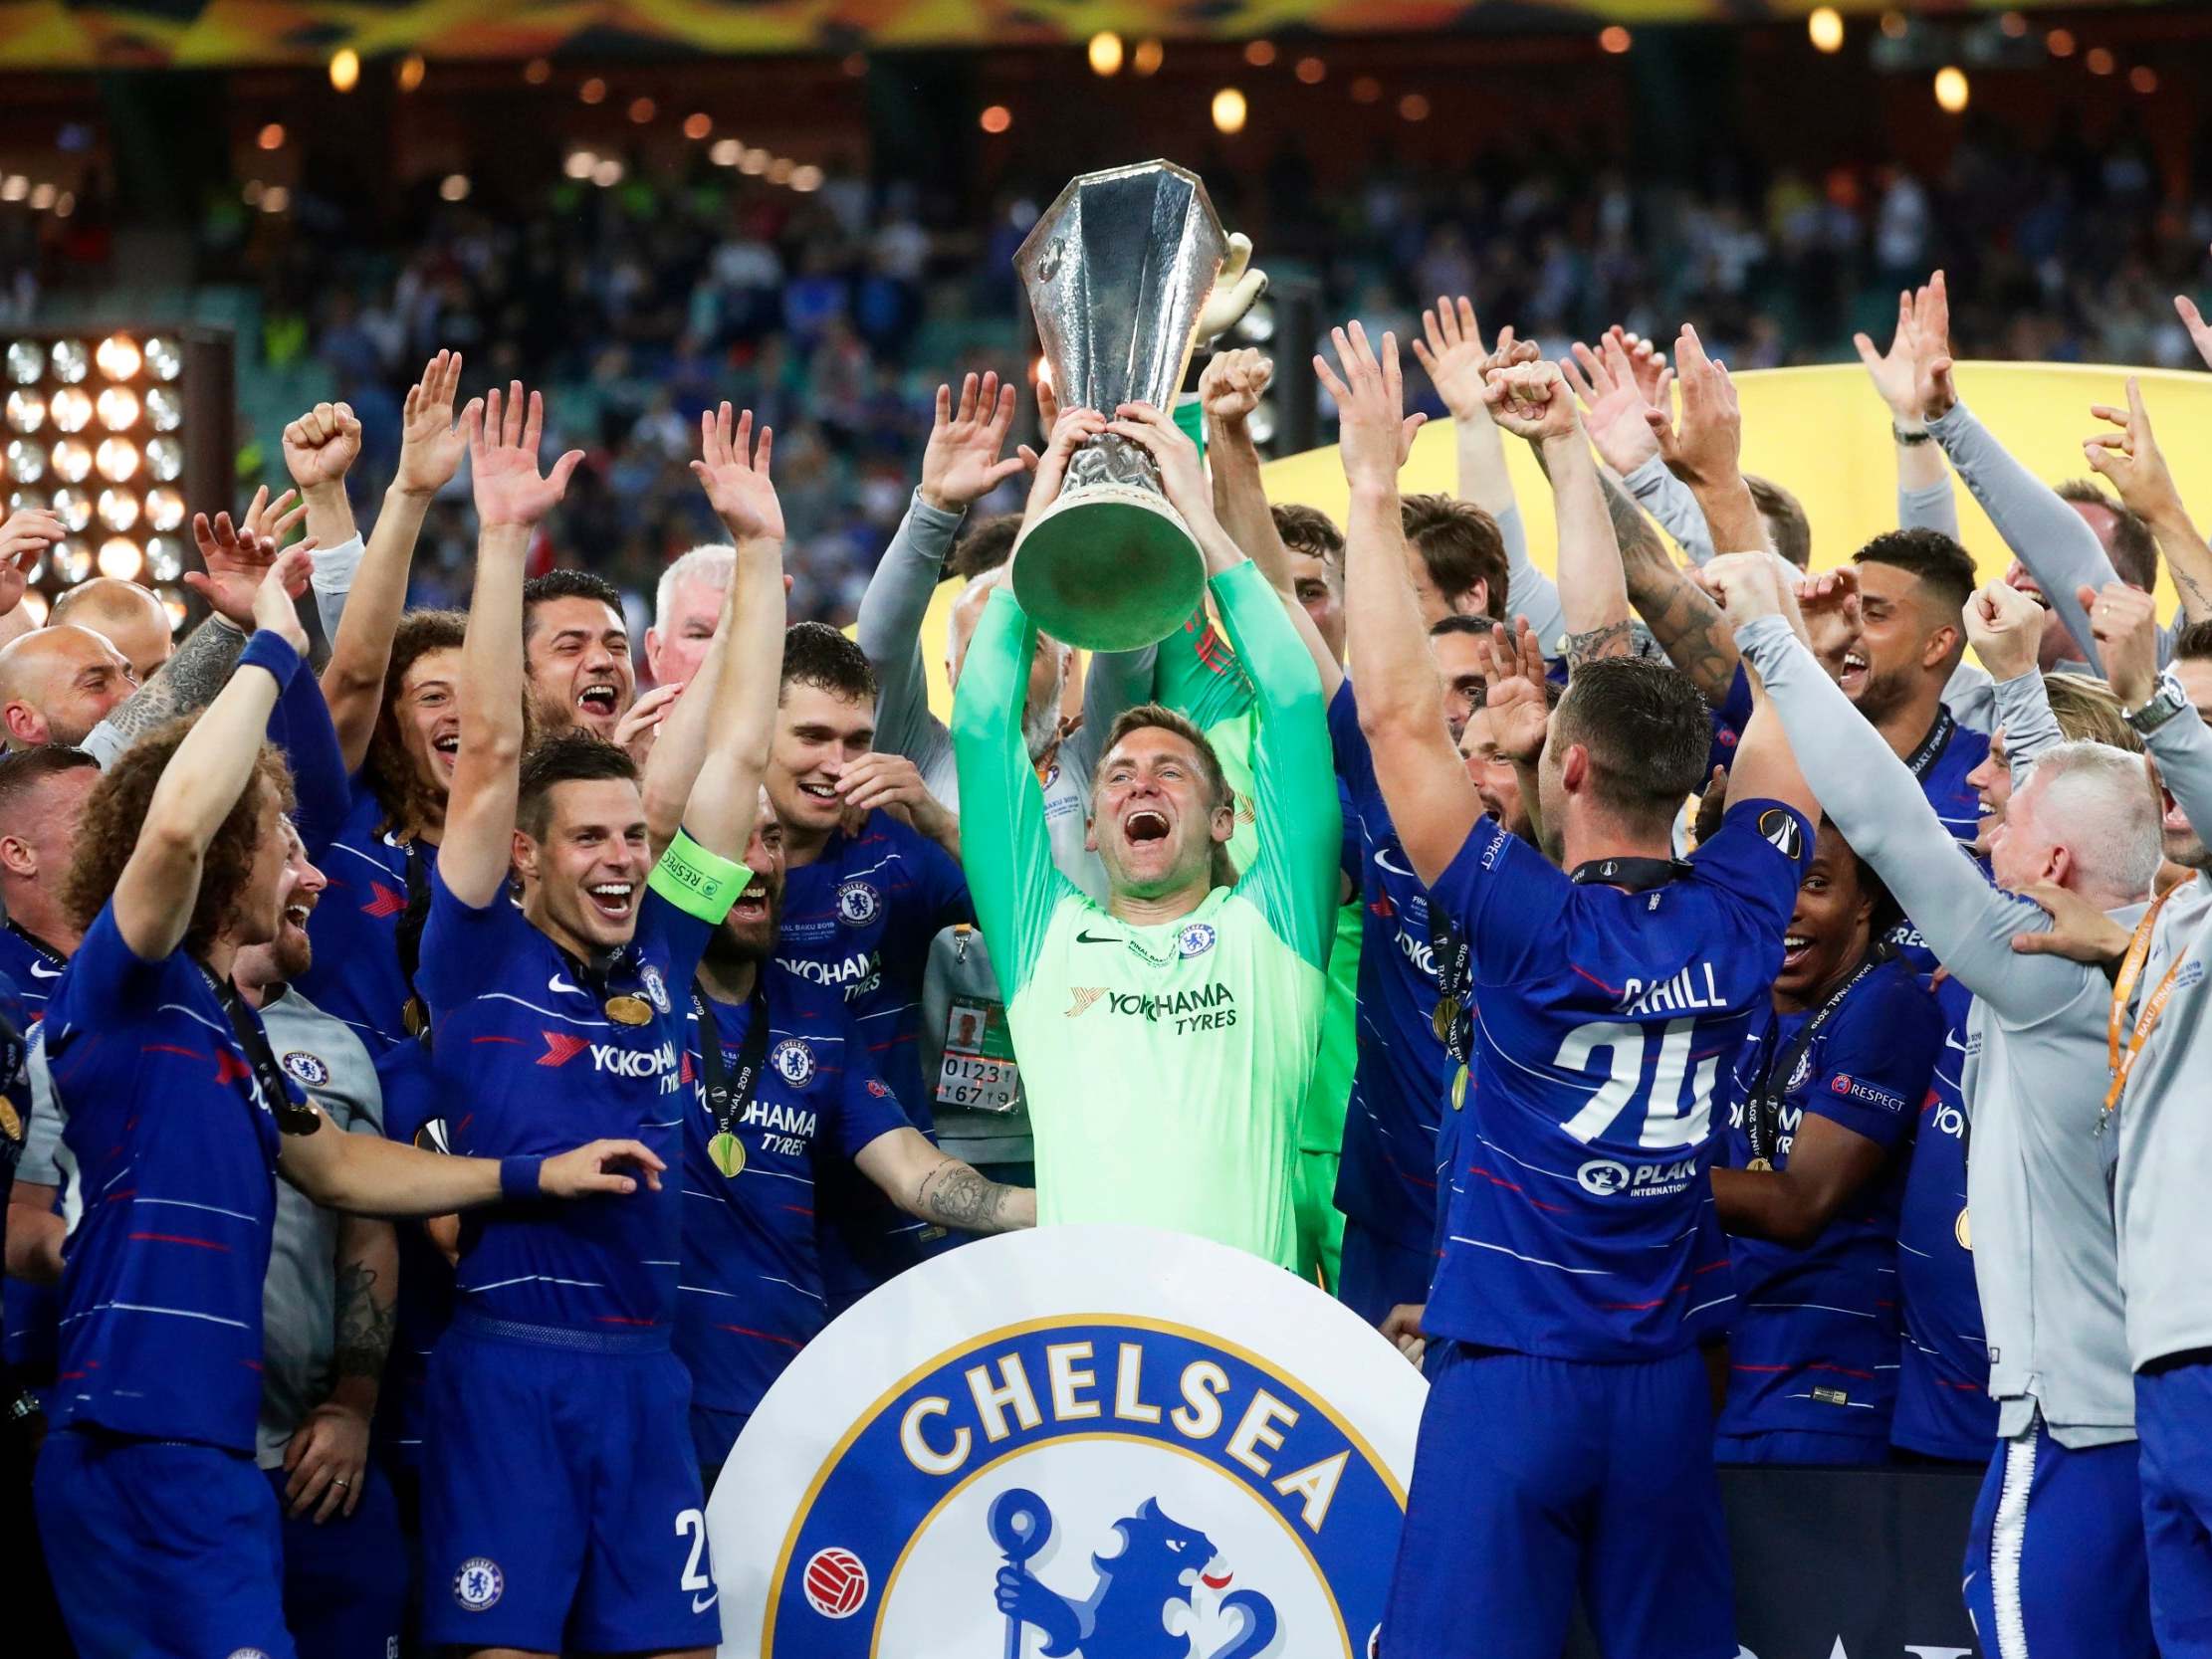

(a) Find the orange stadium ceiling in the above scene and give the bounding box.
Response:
[0,0,2127,71]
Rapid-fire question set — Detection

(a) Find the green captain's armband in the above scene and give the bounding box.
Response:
[648,829,752,924]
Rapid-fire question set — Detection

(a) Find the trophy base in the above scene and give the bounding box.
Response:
[1011,484,1209,653]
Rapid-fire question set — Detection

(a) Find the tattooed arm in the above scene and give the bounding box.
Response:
[856,1127,1036,1233]
[82,614,248,767]
[277,1211,396,1526]
[1605,471,1742,706]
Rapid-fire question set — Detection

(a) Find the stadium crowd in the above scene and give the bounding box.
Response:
[4,218,2212,1659]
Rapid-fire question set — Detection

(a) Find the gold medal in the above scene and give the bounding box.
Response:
[708,1131,746,1178]
[0,1097,19,1141]
[1955,1207,1972,1251]
[1449,1064,1468,1113]
[1432,996,1462,1045]
[403,995,428,1036]
[605,994,653,1026]
[1745,1156,1774,1172]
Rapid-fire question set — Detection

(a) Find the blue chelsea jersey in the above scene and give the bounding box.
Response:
[1716,955,1940,1441]
[1425,799,1813,1361]
[675,971,908,1420]
[1326,683,1451,1249]
[416,868,711,1334]
[300,780,437,1057]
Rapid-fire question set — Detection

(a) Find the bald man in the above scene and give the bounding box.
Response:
[48,578,172,681]
[0,626,137,749]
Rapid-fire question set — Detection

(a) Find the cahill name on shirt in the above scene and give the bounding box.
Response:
[1615,961,1727,1018]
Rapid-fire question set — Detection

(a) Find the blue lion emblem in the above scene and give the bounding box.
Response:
[989,1489,1278,1659]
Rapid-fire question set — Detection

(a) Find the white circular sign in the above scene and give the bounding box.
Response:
[706,1226,1427,1658]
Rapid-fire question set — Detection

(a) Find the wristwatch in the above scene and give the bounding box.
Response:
[1891,423,1934,447]
[2125,671,2190,736]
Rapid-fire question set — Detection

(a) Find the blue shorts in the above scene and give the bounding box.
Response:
[2137,1360,2212,1657]
[1337,1218,1432,1329]
[1713,1429,1890,1467]
[692,1403,751,1488]
[419,1316,717,1653]
[1383,1344,1735,1659]
[37,1428,297,1659]
[1962,1418,2153,1659]
[264,1460,409,1659]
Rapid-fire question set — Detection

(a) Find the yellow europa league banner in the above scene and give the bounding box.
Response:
[0,0,2107,71]
[896,359,2212,720]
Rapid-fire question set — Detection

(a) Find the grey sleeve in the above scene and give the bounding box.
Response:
[1736,614,2092,1021]
[309,532,364,647]
[854,491,966,770]
[1622,456,1716,565]
[1930,401,2113,677]
[2142,693,2212,848]
[1942,660,1996,733]
[1070,643,1159,778]
[1899,476,1961,541]
[1990,670,2067,770]
[1495,502,1568,654]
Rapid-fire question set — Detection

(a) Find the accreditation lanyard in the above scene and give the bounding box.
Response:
[1902,709,1958,782]
[1745,948,1885,1168]
[2104,887,2187,1116]
[693,981,772,1177]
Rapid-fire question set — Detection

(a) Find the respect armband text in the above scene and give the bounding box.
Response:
[647,829,752,925]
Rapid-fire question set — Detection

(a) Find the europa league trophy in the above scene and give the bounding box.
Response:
[1013,161,1229,652]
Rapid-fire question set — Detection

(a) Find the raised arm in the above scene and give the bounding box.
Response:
[1963,579,2063,766]
[1484,358,1630,664]
[441,383,582,908]
[2084,378,2212,625]
[1855,282,1959,536]
[660,404,785,864]
[112,549,313,959]
[281,398,364,647]
[951,409,1099,992]
[1647,324,1768,557]
[1695,557,1818,825]
[1323,322,1483,888]
[2090,580,2212,842]
[322,352,477,769]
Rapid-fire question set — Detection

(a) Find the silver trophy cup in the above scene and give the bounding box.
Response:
[1013,161,1229,652]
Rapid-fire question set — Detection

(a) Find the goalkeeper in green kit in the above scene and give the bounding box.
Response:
[952,399,1339,1271]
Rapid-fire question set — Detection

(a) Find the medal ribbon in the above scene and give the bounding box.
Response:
[1902,708,1958,781]
[1746,947,1887,1168]
[2104,886,2186,1116]
[4,920,65,970]
[693,980,773,1147]
[202,968,321,1137]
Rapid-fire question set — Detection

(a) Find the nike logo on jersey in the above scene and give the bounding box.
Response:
[550,972,586,997]
[1075,931,1122,945]
[691,1591,719,1614]
[27,960,61,979]
[1373,846,1418,881]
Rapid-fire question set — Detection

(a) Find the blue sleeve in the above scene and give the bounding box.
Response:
[911,822,976,936]
[1428,813,1570,985]
[1337,777,1362,895]
[265,662,350,859]
[416,866,515,1016]
[1326,679,1376,800]
[46,902,171,1034]
[372,1043,443,1145]
[639,889,715,997]
[1688,798,1813,935]
[827,1002,912,1160]
[1801,971,1942,1148]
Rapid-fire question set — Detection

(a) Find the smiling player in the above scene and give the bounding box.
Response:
[952,399,1338,1269]
[524,567,637,740]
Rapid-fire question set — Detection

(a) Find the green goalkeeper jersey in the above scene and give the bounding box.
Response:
[952,560,1339,1270]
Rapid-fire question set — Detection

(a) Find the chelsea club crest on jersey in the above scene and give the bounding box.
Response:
[707,1228,1424,1658]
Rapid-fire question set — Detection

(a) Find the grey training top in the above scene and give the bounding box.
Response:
[23,981,385,1468]
[1740,614,2137,1447]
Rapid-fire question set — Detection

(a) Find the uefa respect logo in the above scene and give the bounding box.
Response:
[708,1229,1424,1659]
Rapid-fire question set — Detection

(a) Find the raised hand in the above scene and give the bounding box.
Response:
[1904,270,1957,421]
[1200,346,1273,425]
[919,371,1029,512]
[1852,287,1932,424]
[251,546,316,655]
[1613,328,1669,406]
[1481,359,1579,446]
[1471,617,1552,764]
[189,509,291,626]
[1314,321,1426,488]
[1697,549,1791,623]
[1106,402,1216,530]
[394,349,477,499]
[2011,880,2134,962]
[1644,325,1743,494]
[281,401,362,494]
[2078,579,2162,711]
[0,508,64,616]
[1962,578,2048,683]
[468,381,583,530]
[239,483,308,548]
[2084,377,2186,525]
[690,402,783,542]
[1410,297,1501,421]
[1022,403,1107,522]
[2176,249,2212,371]
[1794,564,1860,678]
[1194,232,1268,345]
[1560,334,1660,474]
